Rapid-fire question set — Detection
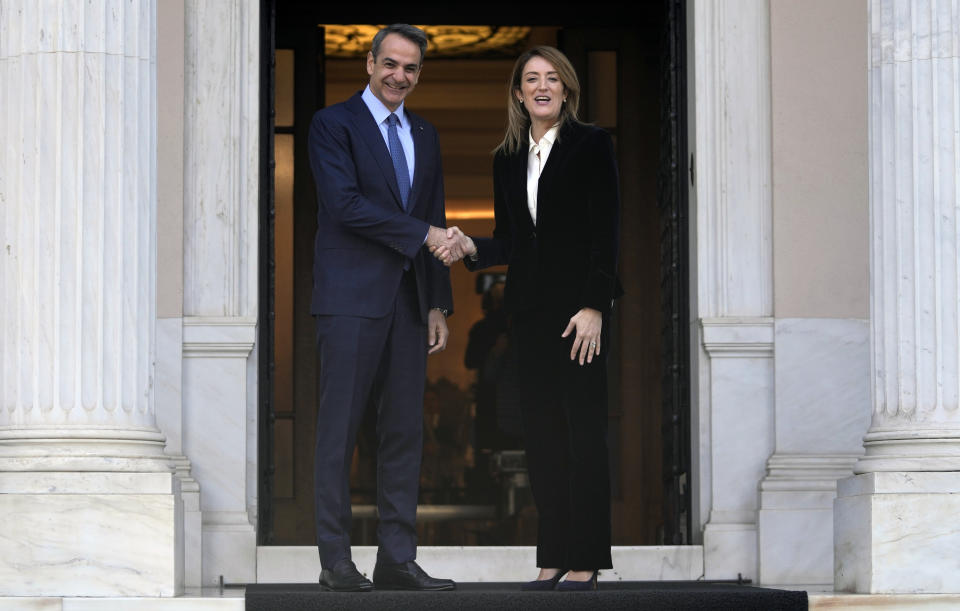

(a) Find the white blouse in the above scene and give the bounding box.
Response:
[526,124,559,226]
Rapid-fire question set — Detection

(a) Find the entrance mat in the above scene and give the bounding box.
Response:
[246,581,808,610]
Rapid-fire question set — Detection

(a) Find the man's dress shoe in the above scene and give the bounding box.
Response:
[318,559,373,592]
[372,560,456,591]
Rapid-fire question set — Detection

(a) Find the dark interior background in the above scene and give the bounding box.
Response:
[258,1,690,548]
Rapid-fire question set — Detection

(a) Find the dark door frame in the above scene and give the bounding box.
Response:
[256,0,276,544]
[658,0,692,544]
[256,1,691,545]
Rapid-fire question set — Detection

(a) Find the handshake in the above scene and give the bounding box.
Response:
[427,226,477,267]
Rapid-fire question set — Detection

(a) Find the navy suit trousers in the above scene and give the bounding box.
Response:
[313,271,426,568]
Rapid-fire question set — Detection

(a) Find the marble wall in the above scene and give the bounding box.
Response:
[759,318,870,585]
[690,0,877,587]
[155,0,203,588]
[760,0,871,587]
[180,0,260,586]
[697,319,774,580]
[692,0,774,581]
[770,0,869,320]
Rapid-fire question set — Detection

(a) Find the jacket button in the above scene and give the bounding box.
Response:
[530,231,537,239]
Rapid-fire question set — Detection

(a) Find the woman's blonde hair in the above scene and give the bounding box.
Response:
[496,46,582,155]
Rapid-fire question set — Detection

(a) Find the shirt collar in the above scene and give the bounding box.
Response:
[362,85,406,129]
[528,123,560,151]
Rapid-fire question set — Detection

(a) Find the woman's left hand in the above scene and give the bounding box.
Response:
[561,307,602,366]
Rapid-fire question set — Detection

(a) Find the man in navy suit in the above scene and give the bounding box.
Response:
[307,24,459,592]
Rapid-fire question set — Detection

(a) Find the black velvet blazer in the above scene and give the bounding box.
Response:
[467,121,623,316]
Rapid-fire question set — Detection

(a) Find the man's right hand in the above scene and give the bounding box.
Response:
[427,226,475,266]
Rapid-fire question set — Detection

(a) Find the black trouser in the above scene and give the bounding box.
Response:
[512,308,613,571]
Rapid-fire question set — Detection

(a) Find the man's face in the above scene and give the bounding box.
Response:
[367,33,422,112]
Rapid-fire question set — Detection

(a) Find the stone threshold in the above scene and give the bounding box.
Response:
[257,545,706,583]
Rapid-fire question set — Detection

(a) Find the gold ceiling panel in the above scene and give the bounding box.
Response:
[322,25,532,58]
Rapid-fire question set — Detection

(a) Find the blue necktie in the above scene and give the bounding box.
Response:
[387,113,410,209]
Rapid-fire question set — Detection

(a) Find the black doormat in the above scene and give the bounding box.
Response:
[245,581,808,610]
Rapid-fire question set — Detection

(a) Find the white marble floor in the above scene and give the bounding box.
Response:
[4,586,960,610]
[0,589,244,611]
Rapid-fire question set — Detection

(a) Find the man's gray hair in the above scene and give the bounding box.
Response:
[370,24,428,65]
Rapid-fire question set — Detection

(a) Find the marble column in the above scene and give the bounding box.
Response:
[693,0,775,581]
[0,0,182,596]
[834,0,960,594]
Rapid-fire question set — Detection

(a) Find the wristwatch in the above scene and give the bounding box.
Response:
[431,307,449,317]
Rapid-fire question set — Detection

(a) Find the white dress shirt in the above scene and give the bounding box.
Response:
[526,124,559,226]
[362,85,428,244]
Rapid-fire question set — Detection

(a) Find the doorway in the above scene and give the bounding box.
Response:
[257,2,690,548]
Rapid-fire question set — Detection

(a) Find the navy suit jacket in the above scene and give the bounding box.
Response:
[307,91,452,321]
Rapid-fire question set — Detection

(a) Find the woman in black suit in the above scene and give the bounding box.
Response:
[434,45,622,590]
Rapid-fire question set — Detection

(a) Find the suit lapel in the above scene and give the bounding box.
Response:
[511,148,535,231]
[348,94,404,210]
[535,123,579,225]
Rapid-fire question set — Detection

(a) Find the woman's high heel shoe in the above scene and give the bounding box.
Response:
[556,570,599,591]
[520,569,568,591]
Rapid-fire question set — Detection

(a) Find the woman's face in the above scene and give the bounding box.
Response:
[517,56,566,127]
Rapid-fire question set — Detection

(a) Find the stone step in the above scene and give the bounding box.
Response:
[257,545,705,583]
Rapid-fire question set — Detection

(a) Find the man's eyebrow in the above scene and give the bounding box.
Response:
[381,55,420,69]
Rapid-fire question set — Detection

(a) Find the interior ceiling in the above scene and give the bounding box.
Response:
[322,25,532,58]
